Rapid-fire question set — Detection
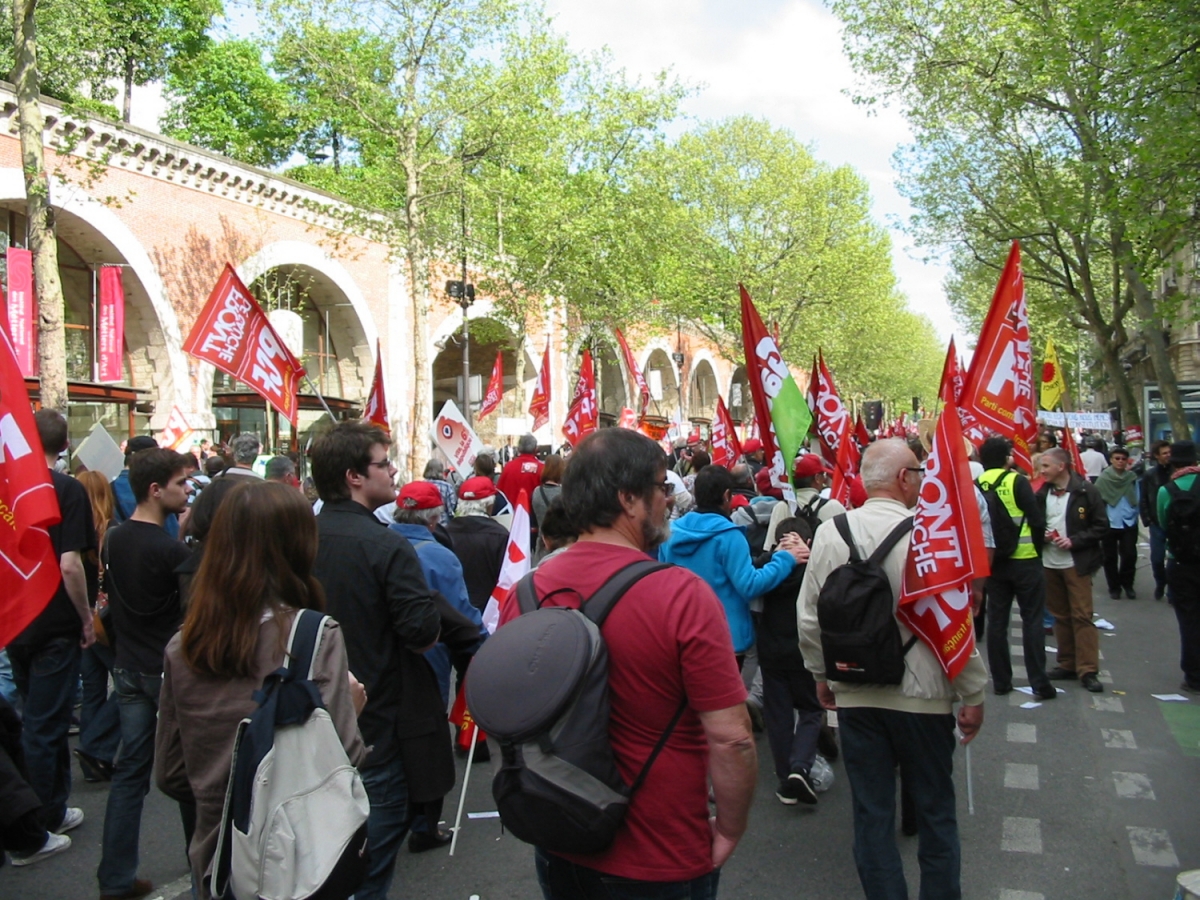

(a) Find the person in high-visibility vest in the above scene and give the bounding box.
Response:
[977,436,1056,700]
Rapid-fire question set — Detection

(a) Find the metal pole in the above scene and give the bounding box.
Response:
[304,373,336,419]
[448,724,480,856]
[460,152,472,427]
[966,744,975,815]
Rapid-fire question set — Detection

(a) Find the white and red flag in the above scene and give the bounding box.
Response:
[5,247,35,377]
[616,407,638,429]
[897,395,990,680]
[960,242,1038,469]
[479,350,504,420]
[614,327,650,415]
[0,326,62,647]
[482,489,532,634]
[183,265,306,424]
[364,342,389,432]
[157,406,194,451]
[809,351,850,466]
[711,396,744,469]
[529,338,551,431]
[562,349,598,447]
[97,266,126,383]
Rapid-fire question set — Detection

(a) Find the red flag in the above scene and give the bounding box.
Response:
[529,338,551,431]
[448,683,485,751]
[478,350,504,420]
[183,265,306,424]
[939,337,961,405]
[0,327,62,648]
[562,350,597,447]
[811,351,849,465]
[711,396,744,469]
[960,242,1038,469]
[97,266,125,382]
[1060,425,1086,475]
[158,406,193,451]
[854,414,871,451]
[5,247,35,377]
[614,328,650,415]
[829,417,859,508]
[740,285,791,499]
[617,407,638,429]
[897,396,990,680]
[364,342,388,432]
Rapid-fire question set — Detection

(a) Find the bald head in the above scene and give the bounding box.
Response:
[861,438,921,507]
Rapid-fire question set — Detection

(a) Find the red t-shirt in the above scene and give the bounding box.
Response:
[499,541,747,881]
[496,454,543,507]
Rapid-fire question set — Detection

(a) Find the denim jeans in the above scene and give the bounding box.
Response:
[0,648,20,706]
[985,557,1051,692]
[839,706,961,900]
[352,754,411,900]
[1150,524,1167,591]
[536,849,721,899]
[8,636,82,830]
[79,642,121,764]
[97,669,162,895]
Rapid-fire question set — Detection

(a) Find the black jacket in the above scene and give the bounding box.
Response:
[1140,465,1171,528]
[1036,474,1109,577]
[444,515,509,610]
[756,563,806,671]
[314,500,441,768]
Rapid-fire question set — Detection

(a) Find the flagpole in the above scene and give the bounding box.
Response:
[448,724,480,856]
[966,744,975,815]
[303,373,336,419]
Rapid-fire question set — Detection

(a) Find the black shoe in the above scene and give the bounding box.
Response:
[993,683,1013,696]
[1080,673,1103,693]
[74,748,113,782]
[1108,588,1121,599]
[1180,681,1200,695]
[1034,684,1058,700]
[408,829,453,853]
[787,771,818,805]
[817,725,839,761]
[1155,584,1166,600]
[1124,588,1137,600]
[1047,667,1077,680]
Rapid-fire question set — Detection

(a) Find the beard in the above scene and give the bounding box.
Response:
[641,511,671,552]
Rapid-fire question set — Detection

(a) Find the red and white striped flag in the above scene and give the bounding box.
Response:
[482,489,532,634]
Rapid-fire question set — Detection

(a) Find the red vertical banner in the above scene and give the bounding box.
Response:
[529,338,551,431]
[478,351,504,420]
[5,247,35,377]
[614,327,650,415]
[364,342,389,432]
[562,349,597,447]
[710,395,744,469]
[97,266,125,382]
[810,351,849,465]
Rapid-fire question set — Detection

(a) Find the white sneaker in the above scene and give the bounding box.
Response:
[10,832,72,866]
[52,807,84,834]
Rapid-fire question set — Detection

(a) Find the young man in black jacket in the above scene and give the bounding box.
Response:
[1139,440,1173,599]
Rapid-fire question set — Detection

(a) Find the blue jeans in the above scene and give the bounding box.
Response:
[8,636,82,830]
[536,849,721,899]
[839,707,961,900]
[79,642,121,764]
[1150,524,1167,590]
[97,669,161,894]
[0,648,20,706]
[353,755,411,900]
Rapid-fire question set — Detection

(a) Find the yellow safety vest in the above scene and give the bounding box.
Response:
[978,468,1036,559]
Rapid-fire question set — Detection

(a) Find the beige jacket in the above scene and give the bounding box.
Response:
[797,497,988,713]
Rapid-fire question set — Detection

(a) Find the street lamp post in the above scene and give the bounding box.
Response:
[448,146,475,426]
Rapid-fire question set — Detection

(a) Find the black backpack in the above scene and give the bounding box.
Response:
[465,559,686,855]
[976,472,1025,559]
[796,494,830,538]
[817,515,916,685]
[1165,477,1200,564]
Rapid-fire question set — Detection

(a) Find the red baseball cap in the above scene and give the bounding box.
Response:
[398,481,443,510]
[458,476,497,500]
[754,467,784,500]
[742,438,762,454]
[793,454,831,479]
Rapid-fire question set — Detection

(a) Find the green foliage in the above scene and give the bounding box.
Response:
[1,0,115,111]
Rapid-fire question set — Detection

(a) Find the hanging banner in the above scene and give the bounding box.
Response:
[562,349,598,447]
[809,351,849,466]
[614,327,650,415]
[183,265,306,424]
[710,395,744,470]
[5,247,35,377]
[528,338,551,431]
[97,266,126,382]
[432,398,484,479]
[364,342,389,432]
[479,350,504,420]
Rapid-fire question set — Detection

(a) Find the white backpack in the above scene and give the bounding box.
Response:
[211,610,370,900]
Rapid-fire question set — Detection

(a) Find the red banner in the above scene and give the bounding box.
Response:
[740,285,789,496]
[614,327,650,415]
[617,407,638,429]
[529,338,551,431]
[897,395,990,680]
[364,342,389,432]
[711,396,743,469]
[939,337,962,405]
[0,326,62,648]
[960,242,1038,469]
[809,351,849,465]
[183,265,306,424]
[479,350,504,420]
[5,247,35,377]
[97,266,125,382]
[854,414,871,451]
[562,349,597,447]
[1060,424,1085,475]
[829,417,859,508]
[158,406,193,451]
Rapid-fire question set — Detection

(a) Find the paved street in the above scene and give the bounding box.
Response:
[4,549,1198,900]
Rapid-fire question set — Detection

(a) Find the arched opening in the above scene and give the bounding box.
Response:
[593,339,627,426]
[729,366,751,423]
[689,358,719,427]
[643,347,681,425]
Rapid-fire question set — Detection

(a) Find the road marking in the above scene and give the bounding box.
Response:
[1002,817,1043,853]
[1098,669,1113,684]
[1098,649,1104,660]
[1007,723,1037,743]
[1126,826,1179,867]
[146,874,193,900]
[1011,645,1023,656]
[999,892,1044,900]
[1004,763,1039,790]
[1093,696,1124,712]
[1112,771,1156,800]
[1011,628,1023,638]
[1101,728,1137,749]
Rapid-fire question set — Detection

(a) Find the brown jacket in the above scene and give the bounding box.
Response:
[155,610,366,899]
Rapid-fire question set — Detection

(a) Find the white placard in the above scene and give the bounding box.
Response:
[496,416,528,437]
[1037,411,1114,429]
[74,422,125,480]
[432,399,484,479]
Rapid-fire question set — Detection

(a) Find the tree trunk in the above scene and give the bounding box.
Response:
[123,57,134,124]
[1094,335,1142,432]
[404,138,432,481]
[1124,259,1189,438]
[12,0,67,412]
[512,332,526,420]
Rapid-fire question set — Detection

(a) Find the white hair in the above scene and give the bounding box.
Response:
[455,498,492,517]
[860,438,913,491]
[392,505,444,526]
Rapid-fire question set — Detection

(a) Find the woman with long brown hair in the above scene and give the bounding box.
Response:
[155,480,365,899]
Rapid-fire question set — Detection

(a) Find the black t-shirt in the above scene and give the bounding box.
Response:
[10,471,95,650]
[105,519,191,675]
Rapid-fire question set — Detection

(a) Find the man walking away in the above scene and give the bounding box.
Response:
[218,433,262,478]
[1156,441,1200,694]
[1097,448,1140,599]
[1037,448,1109,694]
[1140,440,1172,599]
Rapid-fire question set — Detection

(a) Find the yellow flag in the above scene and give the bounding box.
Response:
[1040,338,1067,410]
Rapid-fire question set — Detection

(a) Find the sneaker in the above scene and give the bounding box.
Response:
[1154,584,1166,600]
[53,807,84,834]
[1047,667,1077,680]
[1080,672,1103,693]
[1108,588,1121,600]
[10,832,71,867]
[775,779,801,805]
[787,771,818,805]
[1124,588,1137,600]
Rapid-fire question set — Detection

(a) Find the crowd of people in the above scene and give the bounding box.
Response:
[1,412,1196,900]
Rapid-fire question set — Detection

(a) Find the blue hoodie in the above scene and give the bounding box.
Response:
[660,510,796,653]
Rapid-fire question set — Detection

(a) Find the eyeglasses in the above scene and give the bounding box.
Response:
[904,466,925,476]
[367,459,394,470]
[654,480,676,497]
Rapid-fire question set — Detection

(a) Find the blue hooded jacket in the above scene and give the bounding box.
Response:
[659,510,796,653]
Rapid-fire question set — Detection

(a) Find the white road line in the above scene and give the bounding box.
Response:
[1005,763,1039,790]
[1093,696,1124,713]
[1127,826,1179,867]
[999,891,1045,900]
[1112,771,1156,800]
[1011,628,1023,638]
[1011,665,1027,679]
[145,874,193,900]
[1007,723,1037,743]
[1101,728,1137,749]
[1098,649,1104,660]
[1098,669,1114,684]
[1002,817,1043,853]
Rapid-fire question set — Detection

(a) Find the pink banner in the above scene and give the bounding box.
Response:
[97,266,125,382]
[5,247,35,377]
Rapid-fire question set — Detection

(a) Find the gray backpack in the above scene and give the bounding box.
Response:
[465,559,686,855]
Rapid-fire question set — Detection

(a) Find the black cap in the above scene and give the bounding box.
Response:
[1169,440,1197,467]
[125,435,158,463]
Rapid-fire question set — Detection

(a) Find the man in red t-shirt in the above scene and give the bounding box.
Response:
[499,429,756,897]
[496,433,543,507]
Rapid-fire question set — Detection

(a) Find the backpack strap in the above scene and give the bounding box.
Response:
[515,571,541,615]
[833,514,863,563]
[867,517,915,568]
[285,608,327,681]
[581,559,672,627]
[628,696,689,794]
